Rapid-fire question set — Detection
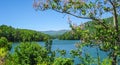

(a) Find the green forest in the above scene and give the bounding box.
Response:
[59,16,120,40]
[0,25,51,42]
[0,0,120,65]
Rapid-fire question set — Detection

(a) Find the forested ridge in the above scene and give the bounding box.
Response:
[59,16,120,40]
[0,25,51,42]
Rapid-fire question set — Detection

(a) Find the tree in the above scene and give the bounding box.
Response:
[53,57,73,65]
[45,39,53,53]
[33,0,120,65]
[6,42,48,65]
[0,37,11,50]
[0,25,51,42]
[0,25,15,42]
[0,37,8,47]
[0,37,12,65]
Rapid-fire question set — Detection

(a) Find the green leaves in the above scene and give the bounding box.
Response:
[0,37,8,47]
[70,49,80,58]
[51,2,57,9]
[101,58,112,65]
[0,25,51,42]
[103,7,111,12]
[82,9,86,15]
[7,42,49,65]
[53,57,73,65]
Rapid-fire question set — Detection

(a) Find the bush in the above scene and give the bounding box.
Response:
[53,57,73,65]
[0,37,8,47]
[6,42,49,65]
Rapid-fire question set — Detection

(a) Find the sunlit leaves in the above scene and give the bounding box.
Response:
[33,0,119,20]
[53,57,73,65]
[70,49,80,58]
[0,37,8,47]
[0,25,51,42]
[33,0,120,64]
[101,57,112,65]
[81,9,86,15]
[51,1,57,9]
[8,42,48,65]
[68,16,120,64]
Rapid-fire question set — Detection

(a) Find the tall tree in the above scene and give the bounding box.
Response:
[33,0,120,65]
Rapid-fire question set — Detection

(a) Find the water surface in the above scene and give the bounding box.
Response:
[10,40,110,64]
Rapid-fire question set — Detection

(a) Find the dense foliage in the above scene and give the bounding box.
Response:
[59,16,120,40]
[0,25,51,42]
[6,42,48,65]
[5,42,73,65]
[0,37,11,65]
[34,0,120,65]
[59,31,81,40]
[0,37,11,55]
[0,0,120,65]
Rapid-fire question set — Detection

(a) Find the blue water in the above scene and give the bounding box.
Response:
[10,40,79,53]
[10,40,110,64]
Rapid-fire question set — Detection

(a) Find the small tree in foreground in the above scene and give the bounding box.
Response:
[5,42,49,65]
[5,42,73,65]
[33,0,120,65]
[0,37,11,56]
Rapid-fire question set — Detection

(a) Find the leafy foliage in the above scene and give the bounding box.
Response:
[0,37,11,51]
[59,31,81,40]
[0,37,12,65]
[53,57,73,65]
[33,0,120,65]
[101,58,112,65]
[0,25,51,42]
[5,42,74,65]
[6,42,49,65]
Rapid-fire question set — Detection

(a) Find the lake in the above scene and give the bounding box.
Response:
[10,40,109,64]
[10,40,79,53]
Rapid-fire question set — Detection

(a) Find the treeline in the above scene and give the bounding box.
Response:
[59,16,120,40]
[59,31,81,40]
[0,25,51,42]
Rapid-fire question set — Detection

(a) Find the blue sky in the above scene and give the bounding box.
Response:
[0,0,90,31]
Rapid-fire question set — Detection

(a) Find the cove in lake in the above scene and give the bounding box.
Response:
[10,40,109,64]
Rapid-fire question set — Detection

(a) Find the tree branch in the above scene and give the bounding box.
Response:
[108,0,119,32]
[53,9,108,29]
[53,9,91,19]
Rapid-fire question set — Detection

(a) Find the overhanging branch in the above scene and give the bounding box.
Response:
[53,9,108,29]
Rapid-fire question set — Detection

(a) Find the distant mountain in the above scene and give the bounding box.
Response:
[41,30,69,36]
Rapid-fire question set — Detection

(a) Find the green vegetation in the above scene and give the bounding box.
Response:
[0,25,52,65]
[0,25,51,42]
[0,37,11,56]
[34,0,120,65]
[6,42,48,65]
[59,31,81,40]
[0,0,120,65]
[5,42,73,65]
[0,37,11,65]
[59,16,120,40]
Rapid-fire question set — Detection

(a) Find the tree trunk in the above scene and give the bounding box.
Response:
[111,1,119,65]
[112,51,117,65]
[113,6,118,32]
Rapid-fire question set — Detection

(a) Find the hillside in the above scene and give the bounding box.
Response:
[59,16,120,40]
[0,25,51,42]
[41,30,69,36]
